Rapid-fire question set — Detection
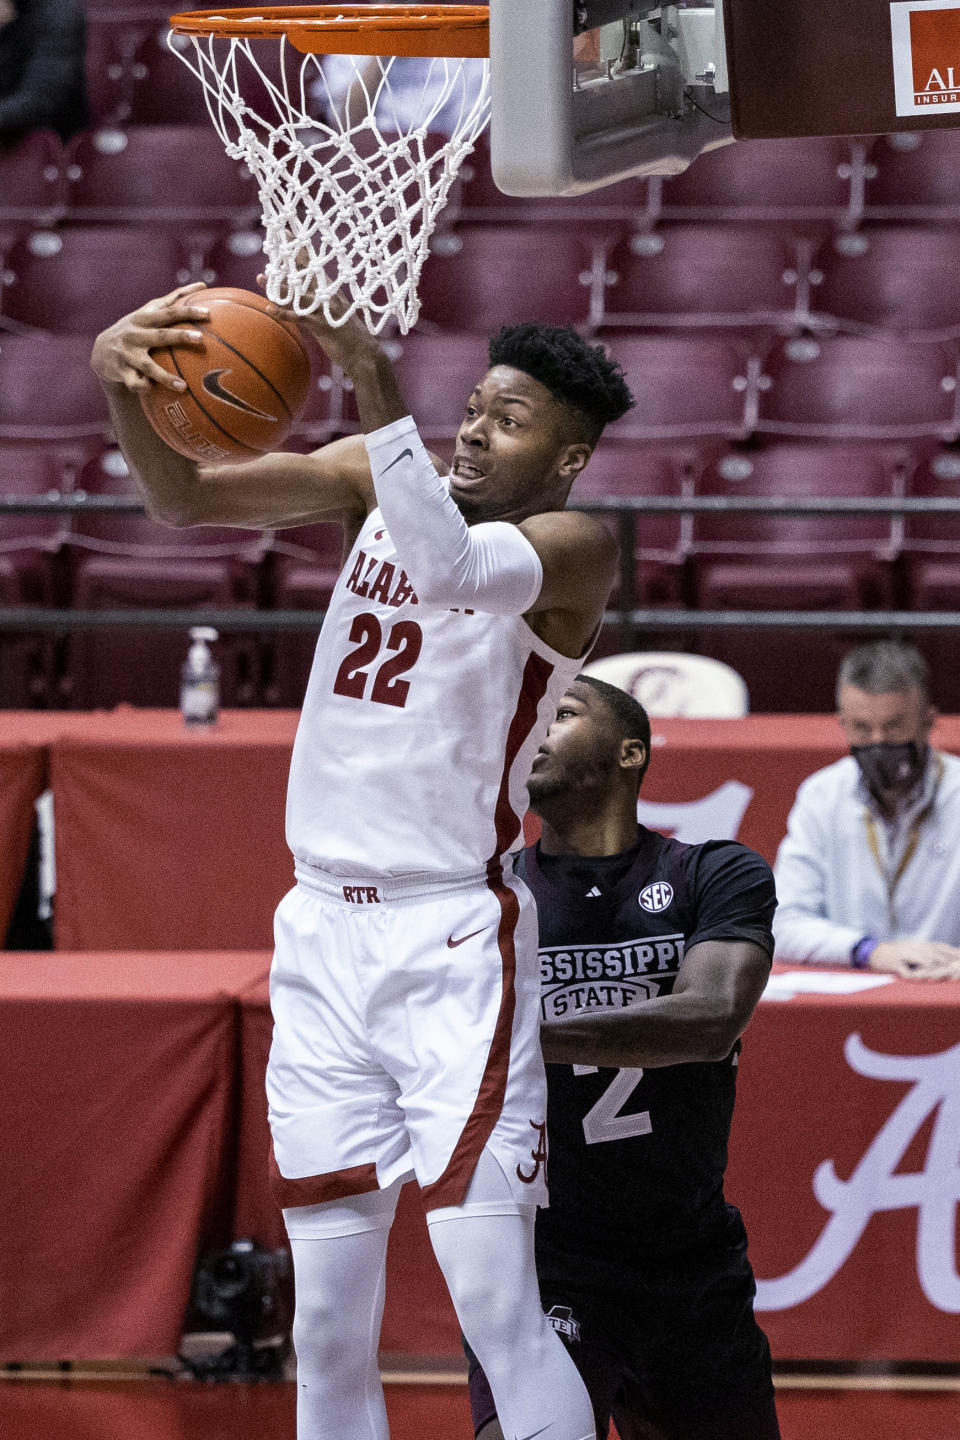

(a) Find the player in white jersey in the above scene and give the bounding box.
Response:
[92,284,634,1440]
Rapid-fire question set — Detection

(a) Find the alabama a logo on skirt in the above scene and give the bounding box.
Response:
[891,0,960,114]
[755,1034,960,1313]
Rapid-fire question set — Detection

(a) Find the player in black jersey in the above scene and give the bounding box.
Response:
[468,674,781,1440]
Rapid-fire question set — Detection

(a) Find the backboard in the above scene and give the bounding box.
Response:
[489,0,733,194]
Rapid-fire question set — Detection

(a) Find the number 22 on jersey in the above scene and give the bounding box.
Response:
[333,611,424,709]
[574,1065,651,1144]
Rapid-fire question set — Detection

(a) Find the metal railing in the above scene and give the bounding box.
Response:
[2,492,959,636]
[5,494,960,515]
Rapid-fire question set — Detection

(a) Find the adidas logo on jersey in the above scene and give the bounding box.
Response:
[586,885,602,898]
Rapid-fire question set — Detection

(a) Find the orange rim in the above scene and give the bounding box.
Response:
[169,4,489,57]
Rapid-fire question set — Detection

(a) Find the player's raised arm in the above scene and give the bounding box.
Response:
[90,283,377,531]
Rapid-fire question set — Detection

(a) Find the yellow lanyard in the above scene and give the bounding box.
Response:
[862,753,944,929]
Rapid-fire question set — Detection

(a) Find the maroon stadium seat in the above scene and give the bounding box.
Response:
[266,523,346,706]
[865,129,960,219]
[0,445,72,597]
[290,356,351,443]
[203,229,268,293]
[903,557,960,711]
[65,558,256,709]
[84,17,237,127]
[72,448,269,575]
[381,331,492,442]
[0,337,110,443]
[602,335,757,441]
[909,558,960,608]
[0,227,195,333]
[118,26,222,125]
[0,130,67,226]
[689,442,902,711]
[84,17,155,126]
[0,445,77,705]
[417,226,609,333]
[755,336,960,441]
[903,448,960,557]
[810,228,960,340]
[693,562,876,712]
[692,443,898,567]
[660,137,872,225]
[0,553,50,706]
[62,447,266,707]
[574,441,692,608]
[599,224,811,335]
[64,126,259,225]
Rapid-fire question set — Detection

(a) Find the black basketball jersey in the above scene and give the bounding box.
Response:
[516,828,776,1262]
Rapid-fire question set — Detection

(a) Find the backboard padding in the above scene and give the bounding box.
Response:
[725,0,960,138]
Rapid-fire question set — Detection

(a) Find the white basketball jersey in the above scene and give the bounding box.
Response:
[286,508,585,879]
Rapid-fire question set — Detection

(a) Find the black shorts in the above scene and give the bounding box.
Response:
[466,1204,780,1440]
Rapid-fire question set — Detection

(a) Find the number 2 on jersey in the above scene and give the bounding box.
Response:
[333,612,423,708]
[574,1065,651,1144]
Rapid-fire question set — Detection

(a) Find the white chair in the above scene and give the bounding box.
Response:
[581,651,749,718]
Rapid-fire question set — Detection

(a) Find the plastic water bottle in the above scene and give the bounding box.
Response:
[180,626,220,726]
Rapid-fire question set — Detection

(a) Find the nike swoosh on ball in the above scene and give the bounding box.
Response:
[201,368,278,421]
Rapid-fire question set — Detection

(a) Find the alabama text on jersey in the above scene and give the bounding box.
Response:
[286,508,584,878]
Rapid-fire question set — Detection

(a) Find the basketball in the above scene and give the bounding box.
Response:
[140,287,312,464]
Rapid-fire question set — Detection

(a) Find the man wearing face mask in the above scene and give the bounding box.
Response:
[773,640,960,981]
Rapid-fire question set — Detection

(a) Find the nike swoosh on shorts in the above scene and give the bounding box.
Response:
[446,927,488,949]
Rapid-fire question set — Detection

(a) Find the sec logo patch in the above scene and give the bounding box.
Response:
[639,881,674,913]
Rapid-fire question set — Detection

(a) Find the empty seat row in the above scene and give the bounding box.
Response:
[9,217,960,349]
[0,127,258,227]
[4,548,958,710]
[5,434,960,712]
[2,329,960,446]
[12,123,960,237]
[597,226,960,342]
[4,437,959,566]
[350,333,960,446]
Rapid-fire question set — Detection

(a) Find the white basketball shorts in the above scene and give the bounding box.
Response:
[266,860,549,1216]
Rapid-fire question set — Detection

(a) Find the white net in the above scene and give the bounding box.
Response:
[170,32,490,333]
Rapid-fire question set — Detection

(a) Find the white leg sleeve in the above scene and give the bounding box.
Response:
[286,1183,402,1440]
[365,416,543,615]
[427,1150,596,1440]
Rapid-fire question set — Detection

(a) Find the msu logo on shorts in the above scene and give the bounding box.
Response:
[639,881,673,913]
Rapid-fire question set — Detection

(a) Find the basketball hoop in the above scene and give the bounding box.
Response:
[168,6,490,334]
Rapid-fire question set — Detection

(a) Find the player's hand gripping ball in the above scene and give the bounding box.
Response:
[139,287,311,464]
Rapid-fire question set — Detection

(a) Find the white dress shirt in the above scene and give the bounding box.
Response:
[772,750,960,964]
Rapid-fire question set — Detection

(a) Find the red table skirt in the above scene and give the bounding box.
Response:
[6,708,960,951]
[3,708,960,949]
